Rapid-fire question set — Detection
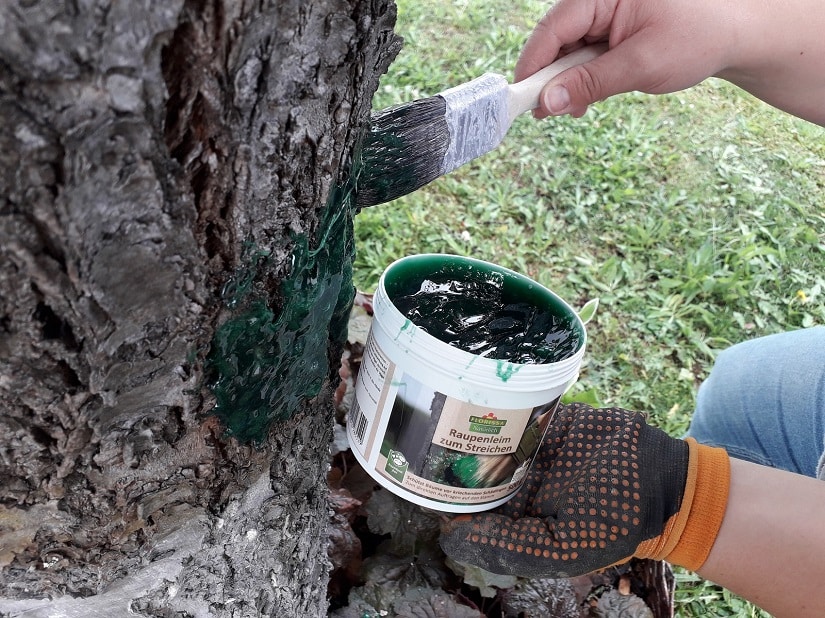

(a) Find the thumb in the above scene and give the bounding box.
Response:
[538,44,650,117]
[440,513,571,578]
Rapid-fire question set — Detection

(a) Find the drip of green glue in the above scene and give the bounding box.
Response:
[205,181,356,443]
[495,360,520,382]
[394,318,412,341]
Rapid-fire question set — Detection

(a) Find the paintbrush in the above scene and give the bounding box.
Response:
[356,44,607,207]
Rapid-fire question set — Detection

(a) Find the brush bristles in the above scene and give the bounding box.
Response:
[355,95,449,207]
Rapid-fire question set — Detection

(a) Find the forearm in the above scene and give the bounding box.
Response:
[697,458,825,617]
[719,0,825,126]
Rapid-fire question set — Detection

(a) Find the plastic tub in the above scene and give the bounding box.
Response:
[347,254,586,513]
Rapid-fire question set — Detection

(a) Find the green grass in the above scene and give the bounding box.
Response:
[352,0,825,615]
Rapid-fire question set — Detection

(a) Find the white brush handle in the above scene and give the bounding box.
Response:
[506,44,608,123]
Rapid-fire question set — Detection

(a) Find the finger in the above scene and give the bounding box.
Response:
[440,513,582,578]
[515,0,613,82]
[536,38,664,116]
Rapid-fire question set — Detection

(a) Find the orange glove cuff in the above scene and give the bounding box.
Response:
[635,438,730,569]
[664,438,731,571]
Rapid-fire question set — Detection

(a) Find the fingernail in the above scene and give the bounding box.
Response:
[543,85,570,115]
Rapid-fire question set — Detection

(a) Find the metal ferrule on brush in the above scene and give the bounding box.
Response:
[439,73,509,175]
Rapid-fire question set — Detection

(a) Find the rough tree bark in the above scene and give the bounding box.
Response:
[0,1,400,615]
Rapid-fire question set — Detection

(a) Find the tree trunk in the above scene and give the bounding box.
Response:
[0,1,400,615]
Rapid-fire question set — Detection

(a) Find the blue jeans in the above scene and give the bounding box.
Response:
[686,326,825,478]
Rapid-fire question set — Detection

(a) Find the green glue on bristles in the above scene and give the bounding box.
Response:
[206,182,356,443]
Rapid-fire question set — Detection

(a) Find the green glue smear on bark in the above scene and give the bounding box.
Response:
[206,183,355,443]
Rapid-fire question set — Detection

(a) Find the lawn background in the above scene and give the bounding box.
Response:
[352,1,825,615]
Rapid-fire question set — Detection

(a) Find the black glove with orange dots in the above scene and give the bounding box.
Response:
[440,402,730,578]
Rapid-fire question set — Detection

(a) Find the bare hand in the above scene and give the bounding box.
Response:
[517,0,825,125]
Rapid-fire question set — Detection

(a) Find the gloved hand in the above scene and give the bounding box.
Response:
[440,402,730,578]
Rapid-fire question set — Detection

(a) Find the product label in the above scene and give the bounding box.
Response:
[347,331,561,508]
[376,452,529,505]
[348,330,395,457]
[432,399,532,455]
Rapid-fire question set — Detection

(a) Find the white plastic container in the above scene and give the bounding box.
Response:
[347,254,586,513]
